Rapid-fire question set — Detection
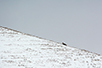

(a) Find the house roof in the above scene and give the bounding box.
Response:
[0,26,102,68]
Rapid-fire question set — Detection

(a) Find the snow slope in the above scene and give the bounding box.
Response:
[0,26,102,68]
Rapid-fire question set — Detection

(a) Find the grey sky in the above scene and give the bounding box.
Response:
[0,0,102,55]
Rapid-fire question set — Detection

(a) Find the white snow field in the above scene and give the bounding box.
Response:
[0,26,102,68]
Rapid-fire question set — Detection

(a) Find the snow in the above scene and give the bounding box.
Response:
[0,26,102,68]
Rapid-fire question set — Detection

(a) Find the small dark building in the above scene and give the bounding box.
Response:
[62,42,67,46]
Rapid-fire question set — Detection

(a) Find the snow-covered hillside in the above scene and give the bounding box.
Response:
[0,26,102,68]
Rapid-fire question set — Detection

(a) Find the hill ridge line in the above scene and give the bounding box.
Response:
[0,26,60,43]
[0,26,101,56]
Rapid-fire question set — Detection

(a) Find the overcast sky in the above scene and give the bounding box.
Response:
[0,0,102,55]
